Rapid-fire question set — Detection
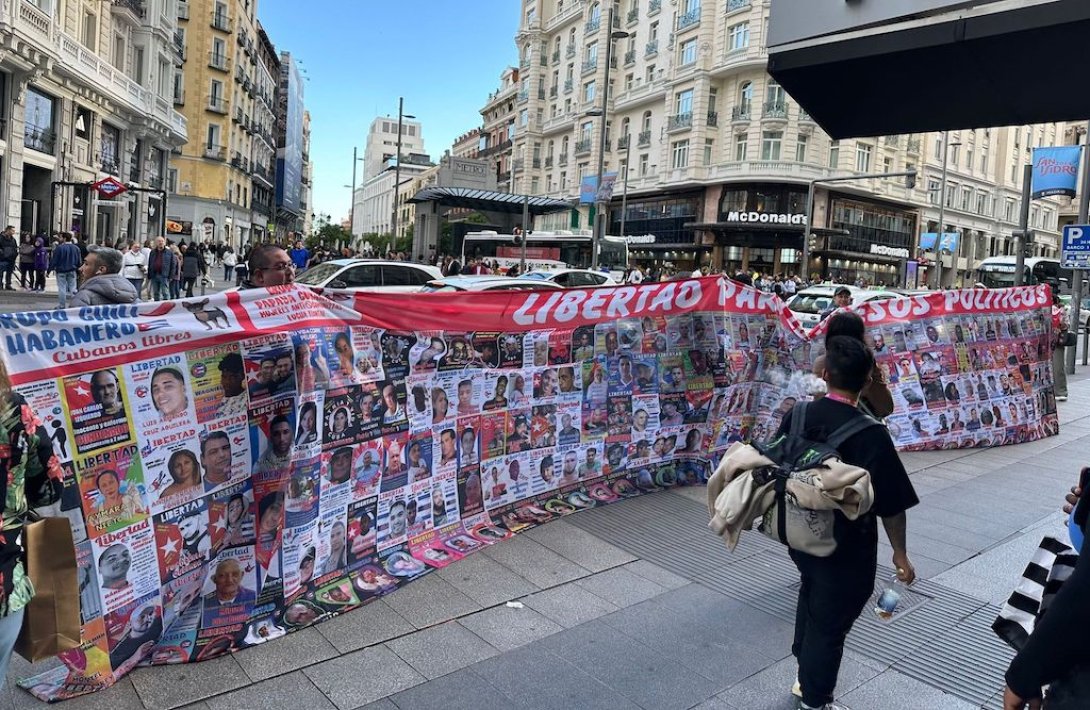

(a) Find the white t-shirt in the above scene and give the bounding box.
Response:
[627,270,644,284]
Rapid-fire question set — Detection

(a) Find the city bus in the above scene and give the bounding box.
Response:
[460,230,629,276]
[976,256,1072,293]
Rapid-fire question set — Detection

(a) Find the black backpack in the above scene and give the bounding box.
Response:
[751,401,883,556]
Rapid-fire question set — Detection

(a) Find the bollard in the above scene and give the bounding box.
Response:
[1084,324,1088,367]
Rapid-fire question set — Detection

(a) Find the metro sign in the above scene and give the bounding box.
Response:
[92,176,128,199]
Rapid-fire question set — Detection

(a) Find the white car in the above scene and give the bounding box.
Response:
[522,269,618,287]
[419,276,564,293]
[295,259,442,293]
[787,285,900,330]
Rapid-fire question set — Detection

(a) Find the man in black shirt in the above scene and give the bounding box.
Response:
[776,336,919,710]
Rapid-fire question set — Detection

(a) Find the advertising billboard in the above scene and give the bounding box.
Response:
[276,56,305,216]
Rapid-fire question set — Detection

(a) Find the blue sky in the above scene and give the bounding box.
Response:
[257,0,521,226]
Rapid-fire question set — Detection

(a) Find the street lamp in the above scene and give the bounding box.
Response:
[591,3,630,270]
[931,132,962,289]
[347,147,364,248]
[389,97,416,252]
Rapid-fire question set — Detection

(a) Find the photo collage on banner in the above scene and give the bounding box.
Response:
[10,282,1056,701]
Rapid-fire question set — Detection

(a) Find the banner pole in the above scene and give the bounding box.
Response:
[1015,164,1032,287]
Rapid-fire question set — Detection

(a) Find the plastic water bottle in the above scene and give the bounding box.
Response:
[874,576,905,621]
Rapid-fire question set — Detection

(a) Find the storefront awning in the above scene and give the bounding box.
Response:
[408,187,572,216]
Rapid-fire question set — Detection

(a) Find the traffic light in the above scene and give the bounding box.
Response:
[807,234,818,251]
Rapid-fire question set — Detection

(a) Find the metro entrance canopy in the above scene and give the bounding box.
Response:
[767,0,1090,139]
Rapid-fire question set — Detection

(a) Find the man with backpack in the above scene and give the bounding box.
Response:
[775,336,919,710]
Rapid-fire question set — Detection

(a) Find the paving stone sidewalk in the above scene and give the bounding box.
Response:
[6,375,1088,710]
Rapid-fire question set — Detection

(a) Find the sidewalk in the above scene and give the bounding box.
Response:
[5,382,1088,710]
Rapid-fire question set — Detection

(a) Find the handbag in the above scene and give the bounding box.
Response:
[992,535,1078,651]
[14,512,81,662]
[1060,331,1077,348]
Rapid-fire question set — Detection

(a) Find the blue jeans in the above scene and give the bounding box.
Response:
[150,275,170,301]
[0,607,25,689]
[55,271,76,308]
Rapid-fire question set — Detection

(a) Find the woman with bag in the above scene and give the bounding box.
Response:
[1051,293,1070,402]
[121,241,146,297]
[222,247,237,282]
[0,354,63,684]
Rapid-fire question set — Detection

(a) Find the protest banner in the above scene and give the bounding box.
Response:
[1,279,1056,701]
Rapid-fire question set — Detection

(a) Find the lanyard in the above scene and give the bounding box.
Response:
[825,392,858,408]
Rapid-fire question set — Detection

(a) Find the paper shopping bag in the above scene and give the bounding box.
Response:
[15,516,81,662]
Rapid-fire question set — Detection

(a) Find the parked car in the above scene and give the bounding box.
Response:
[294,260,443,293]
[522,269,618,287]
[787,285,900,330]
[419,276,564,293]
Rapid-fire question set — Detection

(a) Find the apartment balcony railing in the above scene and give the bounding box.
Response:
[582,59,598,75]
[731,106,751,122]
[618,135,630,150]
[575,139,593,155]
[177,1,189,19]
[558,153,569,166]
[518,90,529,103]
[624,49,636,65]
[907,137,922,153]
[707,110,719,127]
[110,0,145,20]
[726,0,750,12]
[550,85,558,98]
[627,7,639,25]
[677,9,700,31]
[532,157,542,168]
[564,78,574,93]
[234,106,244,123]
[552,50,560,64]
[520,57,530,70]
[204,144,226,161]
[762,100,788,119]
[207,95,227,113]
[884,136,901,147]
[479,140,513,157]
[585,18,601,34]
[545,156,554,168]
[566,44,576,58]
[645,40,658,57]
[799,109,815,124]
[638,129,652,146]
[208,52,227,71]
[538,88,546,100]
[649,0,661,14]
[668,113,693,131]
[173,31,185,59]
[210,10,232,32]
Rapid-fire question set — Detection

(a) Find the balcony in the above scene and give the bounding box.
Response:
[726,0,751,13]
[677,9,700,31]
[564,78,573,94]
[582,59,598,75]
[585,18,601,34]
[479,139,513,157]
[762,100,788,120]
[24,126,55,155]
[799,109,815,125]
[518,89,529,104]
[208,51,227,71]
[624,49,636,65]
[204,144,226,161]
[575,139,593,155]
[627,8,639,25]
[731,106,751,122]
[207,95,227,113]
[883,136,901,147]
[110,0,145,21]
[707,110,718,127]
[638,129,651,146]
[618,135,630,150]
[558,153,569,166]
[173,31,185,60]
[566,44,576,58]
[650,0,661,15]
[545,156,553,168]
[177,1,189,20]
[210,10,232,32]
[668,113,693,131]
[907,137,922,153]
[549,85,558,98]
[645,40,658,57]
[233,106,244,123]
[552,50,560,64]
[532,157,542,168]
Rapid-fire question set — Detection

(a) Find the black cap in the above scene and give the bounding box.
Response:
[834,286,852,297]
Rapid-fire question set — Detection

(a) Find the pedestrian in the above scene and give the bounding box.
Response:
[146,236,177,301]
[69,247,138,307]
[289,239,309,271]
[627,265,644,285]
[121,241,146,297]
[48,232,81,308]
[32,237,48,291]
[1051,292,1069,402]
[238,244,295,290]
[778,336,918,710]
[0,226,17,290]
[222,246,237,281]
[0,351,63,687]
[181,243,207,297]
[169,243,183,299]
[17,234,34,290]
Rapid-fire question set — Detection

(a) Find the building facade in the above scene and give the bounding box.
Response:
[248,21,279,242]
[352,156,433,238]
[300,108,312,237]
[0,0,186,244]
[514,0,1065,286]
[274,50,304,238]
[451,128,481,159]
[362,114,425,182]
[478,67,519,192]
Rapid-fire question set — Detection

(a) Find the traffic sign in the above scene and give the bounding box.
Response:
[1062,225,1090,269]
[92,176,128,199]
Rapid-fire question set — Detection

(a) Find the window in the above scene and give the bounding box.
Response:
[981,147,989,173]
[639,153,649,176]
[976,192,987,215]
[882,156,892,173]
[100,123,121,174]
[734,133,747,161]
[766,80,785,107]
[761,131,782,160]
[675,88,693,116]
[965,145,974,170]
[210,79,224,103]
[960,186,971,211]
[738,81,752,115]
[520,109,528,126]
[680,38,697,65]
[828,140,839,168]
[650,20,658,41]
[382,265,431,287]
[24,87,56,154]
[207,123,221,149]
[855,143,872,172]
[339,265,380,288]
[950,144,960,165]
[927,178,940,205]
[580,121,593,142]
[684,0,700,13]
[795,134,808,163]
[944,183,956,208]
[590,2,601,22]
[728,22,749,51]
[586,41,598,64]
[645,64,656,82]
[82,11,97,50]
[74,105,92,140]
[703,138,713,165]
[672,139,689,168]
[212,37,226,67]
[112,34,125,70]
[934,136,943,160]
[583,80,596,103]
[641,110,652,132]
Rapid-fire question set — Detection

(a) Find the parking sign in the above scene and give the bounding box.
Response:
[1062,225,1090,269]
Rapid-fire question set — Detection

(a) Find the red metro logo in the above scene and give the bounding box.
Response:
[92,176,128,199]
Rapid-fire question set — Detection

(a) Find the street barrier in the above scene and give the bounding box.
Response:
[1,278,1055,701]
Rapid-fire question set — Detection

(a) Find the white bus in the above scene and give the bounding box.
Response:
[460,230,629,275]
[976,256,1071,293]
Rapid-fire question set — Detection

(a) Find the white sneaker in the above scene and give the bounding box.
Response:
[792,677,802,698]
[797,702,851,710]
[1058,395,1068,401]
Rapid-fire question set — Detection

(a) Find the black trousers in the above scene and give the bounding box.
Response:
[790,545,877,708]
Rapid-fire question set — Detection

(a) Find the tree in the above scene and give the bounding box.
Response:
[312,223,351,251]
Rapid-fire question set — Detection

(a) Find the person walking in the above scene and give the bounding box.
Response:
[777,336,918,710]
[48,233,81,308]
[222,246,237,281]
[168,243,183,299]
[17,234,34,290]
[235,244,251,287]
[180,243,206,297]
[1051,292,1070,402]
[146,237,177,301]
[31,237,48,292]
[121,241,146,297]
[0,226,17,290]
[70,247,138,307]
